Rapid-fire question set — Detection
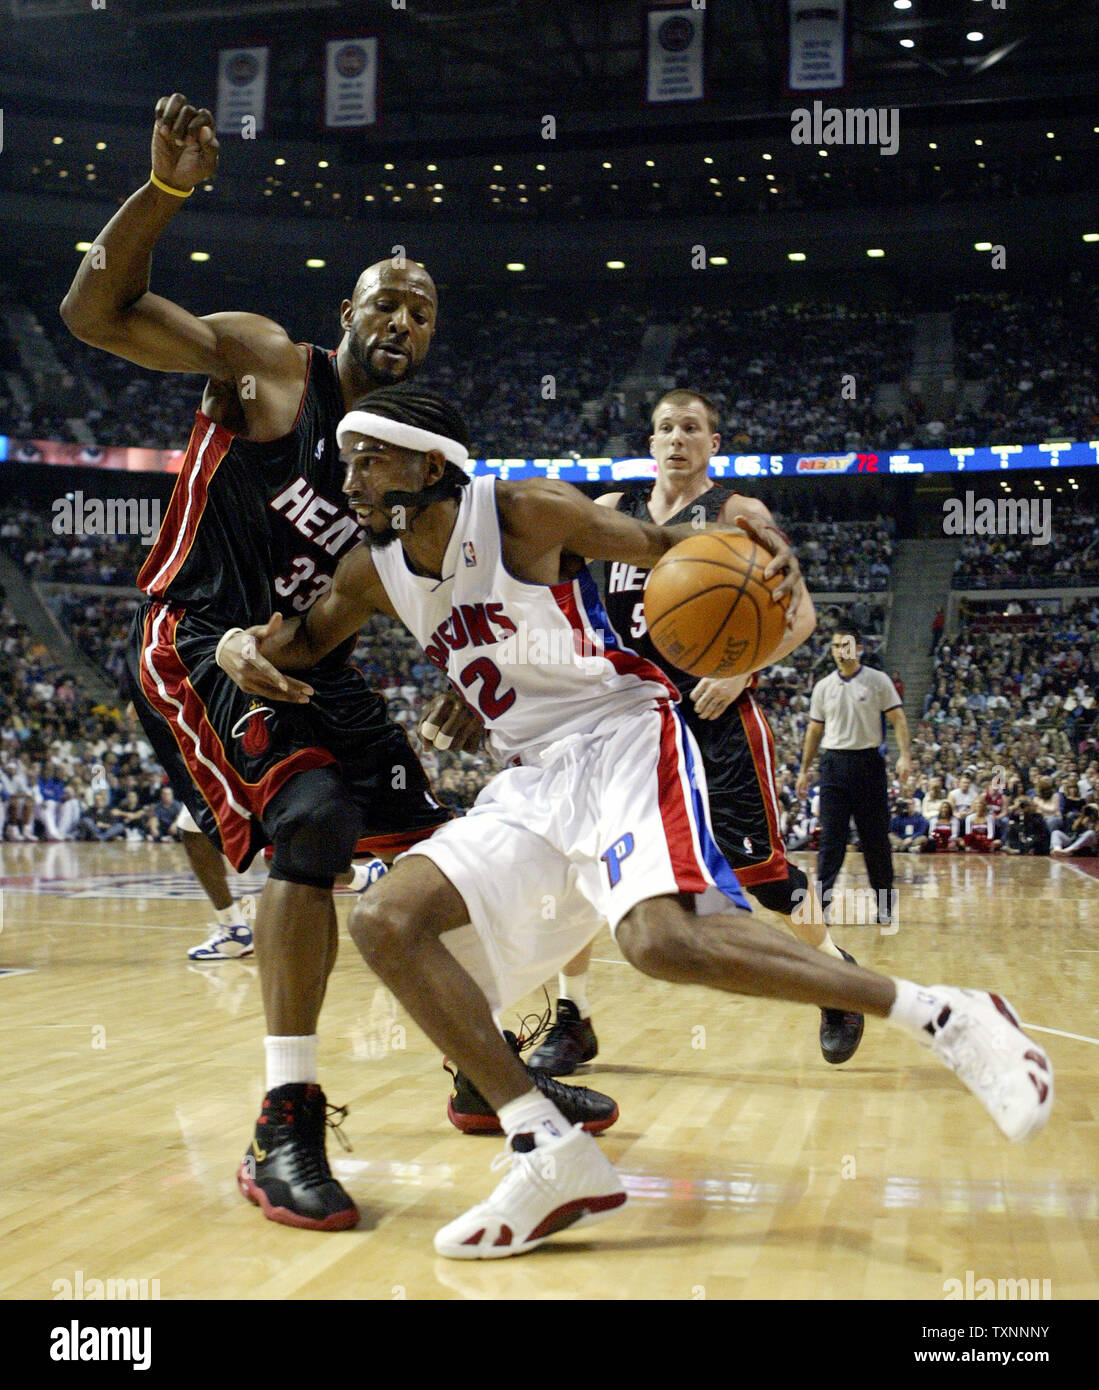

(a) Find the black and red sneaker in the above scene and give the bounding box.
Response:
[445,1031,618,1136]
[526,998,599,1076]
[236,1083,359,1231]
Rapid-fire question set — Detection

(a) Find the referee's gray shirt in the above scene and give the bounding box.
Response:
[808,665,902,751]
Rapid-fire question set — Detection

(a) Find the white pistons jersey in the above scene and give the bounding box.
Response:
[370,476,679,761]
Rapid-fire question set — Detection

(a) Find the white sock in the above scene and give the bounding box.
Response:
[496,1089,569,1148]
[265,1034,318,1091]
[559,970,590,1017]
[887,979,950,1039]
[215,902,245,928]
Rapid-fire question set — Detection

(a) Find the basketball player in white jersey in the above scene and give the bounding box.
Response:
[529,388,865,1074]
[224,385,1052,1259]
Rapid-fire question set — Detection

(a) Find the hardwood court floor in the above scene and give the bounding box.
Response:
[0,841,1095,1301]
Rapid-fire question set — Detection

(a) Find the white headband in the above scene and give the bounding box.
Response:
[337,410,469,466]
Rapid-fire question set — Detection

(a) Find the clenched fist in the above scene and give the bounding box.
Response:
[151,93,219,193]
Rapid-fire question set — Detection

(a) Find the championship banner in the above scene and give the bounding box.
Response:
[788,0,847,92]
[645,3,705,105]
[325,37,378,128]
[216,46,269,136]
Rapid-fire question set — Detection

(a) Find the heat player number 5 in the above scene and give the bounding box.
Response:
[630,601,647,639]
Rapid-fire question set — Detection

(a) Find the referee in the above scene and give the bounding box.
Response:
[795,624,912,929]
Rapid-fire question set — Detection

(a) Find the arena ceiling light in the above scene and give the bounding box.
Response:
[506,262,525,271]
[974,241,993,251]
[189,251,210,262]
[1083,233,1099,242]
[74,241,92,252]
[788,252,806,262]
[274,157,286,166]
[606,260,625,270]
[866,249,885,258]
[899,39,914,48]
[305,258,326,269]
[967,31,984,42]
[894,0,911,8]
[710,256,728,266]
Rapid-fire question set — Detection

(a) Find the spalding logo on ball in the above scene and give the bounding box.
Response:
[643,531,789,678]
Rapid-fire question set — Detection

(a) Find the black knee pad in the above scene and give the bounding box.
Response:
[748,863,808,917]
[265,767,364,890]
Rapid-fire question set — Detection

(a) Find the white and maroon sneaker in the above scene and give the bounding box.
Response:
[922,987,1052,1142]
[434,1125,626,1259]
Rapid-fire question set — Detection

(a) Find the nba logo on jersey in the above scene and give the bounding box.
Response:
[462,541,477,567]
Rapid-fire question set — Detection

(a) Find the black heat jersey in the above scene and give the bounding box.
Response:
[603,485,733,701]
[602,485,789,885]
[127,346,450,872]
[137,346,361,644]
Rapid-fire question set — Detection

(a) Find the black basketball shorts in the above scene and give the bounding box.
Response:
[127,601,449,871]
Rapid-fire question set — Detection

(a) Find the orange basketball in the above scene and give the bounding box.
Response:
[643,531,789,678]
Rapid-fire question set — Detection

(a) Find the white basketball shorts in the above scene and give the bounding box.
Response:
[401,701,750,1013]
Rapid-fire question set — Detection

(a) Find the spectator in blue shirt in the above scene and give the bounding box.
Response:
[889,800,930,853]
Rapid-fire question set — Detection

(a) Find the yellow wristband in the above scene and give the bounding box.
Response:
[150,170,193,198]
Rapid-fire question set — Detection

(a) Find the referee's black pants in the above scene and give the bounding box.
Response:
[816,747,894,919]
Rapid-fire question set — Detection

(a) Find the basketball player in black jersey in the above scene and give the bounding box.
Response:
[527,388,866,1074]
[61,92,616,1231]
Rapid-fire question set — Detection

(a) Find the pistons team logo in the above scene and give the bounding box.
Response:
[232,703,274,756]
